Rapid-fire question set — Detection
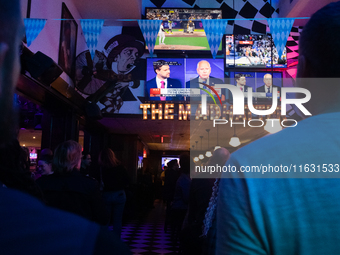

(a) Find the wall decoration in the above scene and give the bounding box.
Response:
[58,2,78,78]
[24,18,47,47]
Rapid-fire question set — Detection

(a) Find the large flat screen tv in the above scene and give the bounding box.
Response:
[145,58,224,102]
[225,34,287,68]
[145,8,223,53]
[145,58,186,102]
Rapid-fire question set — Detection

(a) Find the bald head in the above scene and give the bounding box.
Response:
[208,147,230,167]
[197,60,211,80]
[263,74,272,87]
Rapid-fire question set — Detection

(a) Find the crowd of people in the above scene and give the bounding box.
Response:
[235,35,287,66]
[146,9,221,22]
[2,0,340,254]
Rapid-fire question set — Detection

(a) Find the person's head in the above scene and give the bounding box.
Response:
[153,60,170,80]
[98,148,120,168]
[37,154,53,175]
[235,74,246,86]
[295,2,340,116]
[179,153,191,174]
[40,148,53,157]
[263,74,272,87]
[197,60,211,80]
[298,2,340,79]
[167,159,179,170]
[0,0,24,145]
[207,147,230,167]
[81,152,91,168]
[53,140,82,174]
[104,34,144,73]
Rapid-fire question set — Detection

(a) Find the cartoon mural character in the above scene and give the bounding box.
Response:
[86,34,145,114]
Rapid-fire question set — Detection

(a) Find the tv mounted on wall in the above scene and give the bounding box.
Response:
[225,34,287,68]
[145,8,223,54]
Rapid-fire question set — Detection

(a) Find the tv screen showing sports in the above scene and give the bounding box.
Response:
[230,34,287,68]
[145,8,222,52]
[227,71,283,102]
[145,58,187,101]
[225,35,235,68]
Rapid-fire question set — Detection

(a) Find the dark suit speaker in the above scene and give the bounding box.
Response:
[186,60,225,101]
[146,60,183,101]
[235,73,251,92]
[256,73,281,94]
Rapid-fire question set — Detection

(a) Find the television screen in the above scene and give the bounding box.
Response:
[145,8,222,52]
[162,157,179,170]
[230,34,287,68]
[225,35,235,68]
[185,58,225,102]
[227,71,283,102]
[145,58,186,101]
[145,58,225,102]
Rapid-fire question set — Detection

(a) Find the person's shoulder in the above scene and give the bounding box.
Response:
[256,85,265,91]
[186,77,199,87]
[168,78,182,87]
[36,174,58,187]
[146,78,156,87]
[0,187,103,254]
[210,76,224,83]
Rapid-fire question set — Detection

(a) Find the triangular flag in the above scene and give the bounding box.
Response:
[268,18,295,59]
[201,19,228,59]
[138,20,162,58]
[24,18,47,47]
[80,19,104,59]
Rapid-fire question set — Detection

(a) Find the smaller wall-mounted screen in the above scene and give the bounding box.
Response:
[227,71,283,102]
[162,157,180,170]
[145,8,222,52]
[226,35,287,68]
[225,35,235,68]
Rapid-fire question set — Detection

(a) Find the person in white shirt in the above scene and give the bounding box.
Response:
[159,22,166,45]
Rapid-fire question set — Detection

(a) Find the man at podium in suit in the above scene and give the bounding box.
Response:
[186,60,225,101]
[146,60,183,101]
[256,73,281,103]
[235,73,252,92]
[256,73,281,94]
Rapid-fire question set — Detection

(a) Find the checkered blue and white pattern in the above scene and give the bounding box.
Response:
[268,18,295,59]
[80,19,104,59]
[201,19,228,59]
[24,18,47,47]
[138,20,162,57]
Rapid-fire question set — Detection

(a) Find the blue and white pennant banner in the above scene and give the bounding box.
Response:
[80,19,105,59]
[201,19,228,59]
[24,18,47,47]
[268,18,295,59]
[138,20,162,58]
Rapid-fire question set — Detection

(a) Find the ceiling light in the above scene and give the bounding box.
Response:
[229,125,241,147]
[214,145,221,151]
[229,136,241,147]
[264,119,282,134]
